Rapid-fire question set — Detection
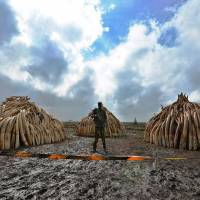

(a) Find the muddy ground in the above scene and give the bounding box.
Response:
[0,126,200,200]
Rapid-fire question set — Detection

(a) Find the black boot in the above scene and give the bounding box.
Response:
[92,148,96,153]
[92,143,97,153]
[103,144,107,153]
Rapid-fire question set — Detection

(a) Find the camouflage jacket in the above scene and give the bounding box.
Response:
[92,108,107,127]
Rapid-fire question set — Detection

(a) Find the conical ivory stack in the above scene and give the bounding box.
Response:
[76,107,125,137]
[144,93,200,150]
[0,96,65,150]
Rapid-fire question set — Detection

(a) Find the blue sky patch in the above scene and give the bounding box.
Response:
[158,27,178,47]
[87,0,187,57]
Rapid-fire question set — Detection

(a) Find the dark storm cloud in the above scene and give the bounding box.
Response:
[115,86,163,122]
[114,68,143,102]
[113,68,163,122]
[29,72,97,121]
[55,70,97,120]
[26,39,68,85]
[184,55,200,91]
[0,0,18,44]
[0,74,29,102]
[33,91,93,121]
[189,69,200,89]
[70,70,97,106]
[0,72,96,121]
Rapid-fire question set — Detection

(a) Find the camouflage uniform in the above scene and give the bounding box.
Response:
[92,107,107,152]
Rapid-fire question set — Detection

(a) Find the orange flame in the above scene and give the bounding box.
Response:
[127,156,146,161]
[88,154,106,160]
[48,154,66,159]
[15,151,32,158]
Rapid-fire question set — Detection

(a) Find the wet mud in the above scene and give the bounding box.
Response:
[0,127,200,200]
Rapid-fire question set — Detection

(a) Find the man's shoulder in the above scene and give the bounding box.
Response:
[93,108,98,113]
[93,108,106,114]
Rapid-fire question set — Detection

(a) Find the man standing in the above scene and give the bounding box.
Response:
[92,102,107,153]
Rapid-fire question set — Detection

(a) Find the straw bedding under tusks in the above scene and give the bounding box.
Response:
[144,93,200,150]
[0,96,65,150]
[76,107,125,137]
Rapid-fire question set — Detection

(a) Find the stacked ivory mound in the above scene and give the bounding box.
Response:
[0,96,65,150]
[76,107,125,137]
[144,93,200,150]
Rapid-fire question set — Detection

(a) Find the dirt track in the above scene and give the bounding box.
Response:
[0,127,200,200]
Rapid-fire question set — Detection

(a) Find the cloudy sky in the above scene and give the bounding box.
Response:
[0,0,200,122]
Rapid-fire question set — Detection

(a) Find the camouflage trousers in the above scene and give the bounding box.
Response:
[93,127,106,151]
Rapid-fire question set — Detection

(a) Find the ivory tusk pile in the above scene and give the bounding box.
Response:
[0,96,65,150]
[76,107,125,137]
[144,93,200,150]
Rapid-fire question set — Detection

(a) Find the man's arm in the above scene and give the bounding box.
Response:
[91,108,97,120]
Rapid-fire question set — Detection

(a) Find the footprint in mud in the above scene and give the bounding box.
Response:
[25,188,48,200]
[25,193,36,200]
[5,172,19,180]
[17,186,28,190]
[38,188,48,195]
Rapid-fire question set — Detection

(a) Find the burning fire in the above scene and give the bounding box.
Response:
[15,151,32,158]
[127,156,149,161]
[88,154,106,160]
[48,154,66,159]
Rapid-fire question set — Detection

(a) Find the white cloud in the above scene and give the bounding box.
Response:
[87,0,200,107]
[10,0,104,50]
[190,90,200,102]
[1,0,200,121]
[86,22,161,101]
[0,0,106,96]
